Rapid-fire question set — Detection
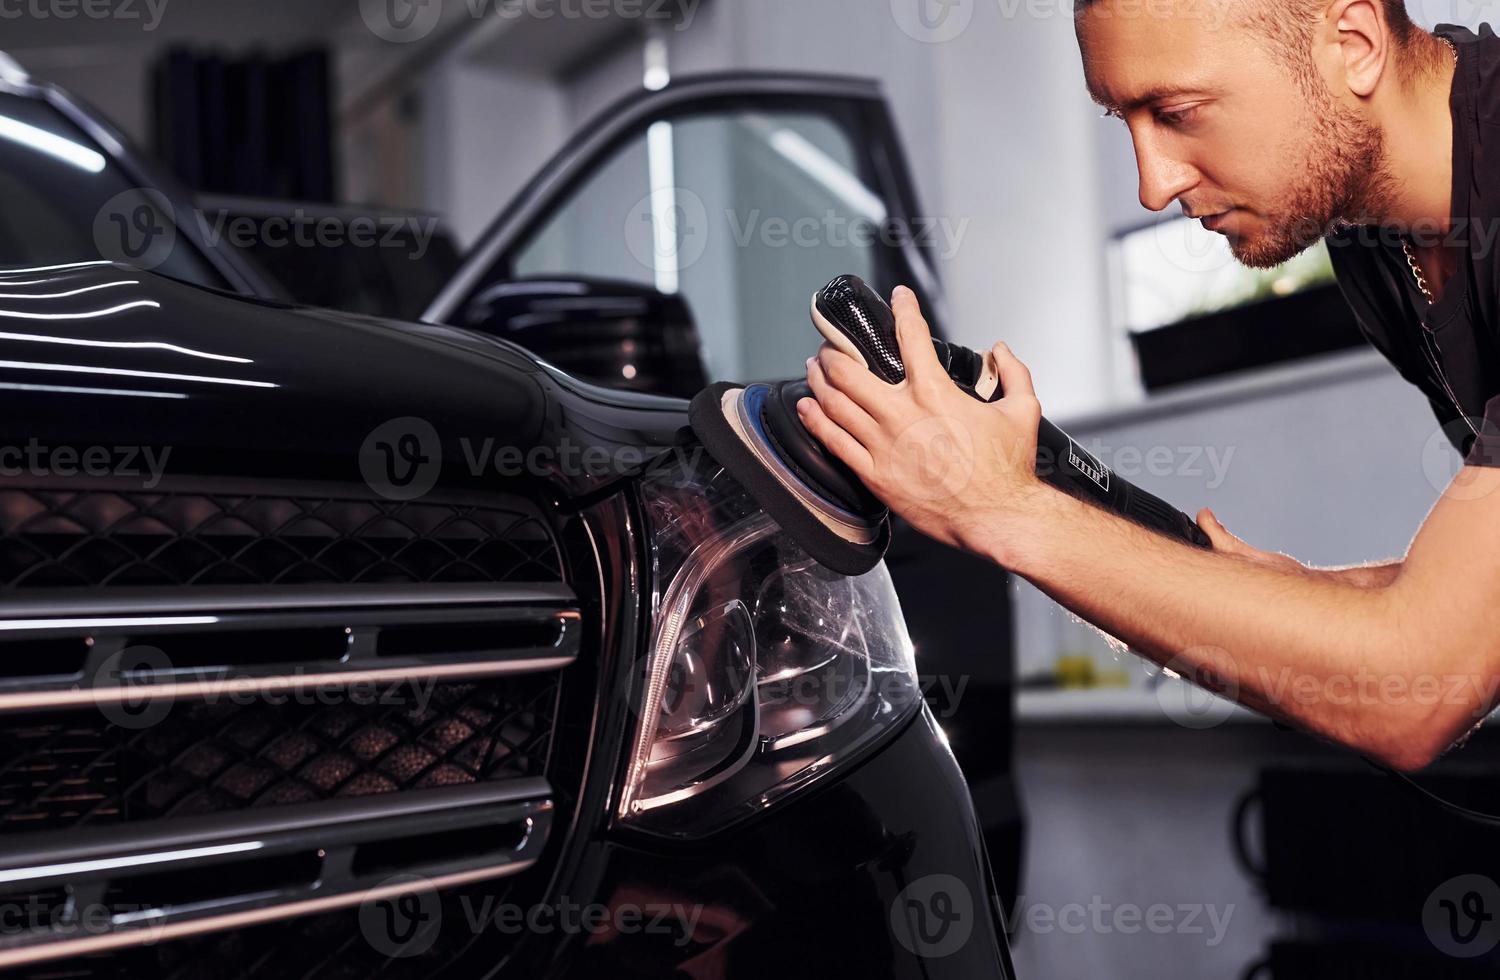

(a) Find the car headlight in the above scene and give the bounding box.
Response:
[617,452,920,838]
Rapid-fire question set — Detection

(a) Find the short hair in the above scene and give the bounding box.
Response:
[1076,0,1427,77]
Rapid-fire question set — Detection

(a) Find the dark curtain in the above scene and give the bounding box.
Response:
[153,48,336,202]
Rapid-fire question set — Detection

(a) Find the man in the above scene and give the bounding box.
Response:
[798,0,1500,771]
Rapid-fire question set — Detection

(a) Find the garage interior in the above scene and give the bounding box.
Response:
[4,1,1499,977]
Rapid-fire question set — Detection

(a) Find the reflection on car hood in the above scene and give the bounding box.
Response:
[0,263,690,497]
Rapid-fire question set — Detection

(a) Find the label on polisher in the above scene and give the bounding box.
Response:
[1066,437,1111,492]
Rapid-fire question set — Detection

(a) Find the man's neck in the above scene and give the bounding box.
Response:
[1377,38,1458,235]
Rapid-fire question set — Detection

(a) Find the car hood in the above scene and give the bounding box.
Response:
[0,264,690,497]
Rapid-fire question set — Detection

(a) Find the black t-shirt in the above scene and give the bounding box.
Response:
[1328,23,1500,465]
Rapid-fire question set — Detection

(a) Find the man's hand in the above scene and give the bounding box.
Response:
[796,285,1043,557]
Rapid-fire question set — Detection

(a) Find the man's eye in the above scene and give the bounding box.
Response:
[1154,105,1198,127]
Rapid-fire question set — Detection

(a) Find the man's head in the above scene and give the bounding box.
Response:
[1076,0,1443,267]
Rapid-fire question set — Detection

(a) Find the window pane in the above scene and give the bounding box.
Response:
[1110,216,1335,334]
[511,108,885,383]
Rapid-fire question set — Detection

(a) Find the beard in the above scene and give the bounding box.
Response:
[1227,80,1394,269]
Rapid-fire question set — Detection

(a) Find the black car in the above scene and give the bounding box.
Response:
[0,56,1018,977]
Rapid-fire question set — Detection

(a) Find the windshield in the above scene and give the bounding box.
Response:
[0,91,226,290]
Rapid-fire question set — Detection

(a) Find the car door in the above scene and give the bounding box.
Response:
[423,73,951,381]
[426,72,1022,906]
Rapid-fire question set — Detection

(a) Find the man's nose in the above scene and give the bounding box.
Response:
[1133,138,1198,213]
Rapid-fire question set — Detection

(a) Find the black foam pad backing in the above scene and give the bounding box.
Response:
[688,382,891,577]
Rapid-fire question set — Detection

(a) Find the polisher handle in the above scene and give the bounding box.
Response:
[1035,418,1213,549]
[813,275,1212,550]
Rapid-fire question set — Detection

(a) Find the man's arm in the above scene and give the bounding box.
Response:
[797,287,1500,771]
[1194,509,1402,588]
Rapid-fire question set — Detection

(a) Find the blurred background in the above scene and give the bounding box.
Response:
[5,1,1500,976]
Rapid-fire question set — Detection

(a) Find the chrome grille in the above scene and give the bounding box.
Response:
[0,480,582,973]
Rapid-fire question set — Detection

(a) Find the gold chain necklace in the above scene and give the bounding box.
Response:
[1401,34,1459,305]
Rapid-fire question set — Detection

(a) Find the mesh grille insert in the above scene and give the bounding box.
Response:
[0,487,562,589]
[0,678,560,835]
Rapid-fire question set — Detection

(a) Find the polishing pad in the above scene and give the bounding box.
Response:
[689,382,891,576]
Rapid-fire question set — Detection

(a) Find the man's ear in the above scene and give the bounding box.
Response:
[1326,0,1389,98]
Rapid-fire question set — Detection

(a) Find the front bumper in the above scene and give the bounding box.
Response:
[533,706,1015,979]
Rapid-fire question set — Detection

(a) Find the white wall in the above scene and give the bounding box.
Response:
[416,61,570,247]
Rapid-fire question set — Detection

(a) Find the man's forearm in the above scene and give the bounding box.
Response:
[988,482,1430,762]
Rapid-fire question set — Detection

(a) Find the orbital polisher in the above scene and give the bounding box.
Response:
[689,274,1212,575]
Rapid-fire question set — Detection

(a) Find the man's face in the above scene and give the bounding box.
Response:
[1077,0,1384,268]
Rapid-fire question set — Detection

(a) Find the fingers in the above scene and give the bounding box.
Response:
[1196,509,1298,570]
[989,341,1036,401]
[814,343,901,423]
[890,285,943,386]
[805,355,884,447]
[797,397,874,476]
[1196,508,1244,552]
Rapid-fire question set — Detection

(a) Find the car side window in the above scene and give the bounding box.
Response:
[509,108,888,383]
